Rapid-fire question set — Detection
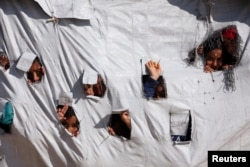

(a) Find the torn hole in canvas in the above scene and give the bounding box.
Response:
[141,58,167,100]
[107,110,132,140]
[16,52,46,85]
[56,92,80,137]
[170,110,192,145]
[82,69,107,100]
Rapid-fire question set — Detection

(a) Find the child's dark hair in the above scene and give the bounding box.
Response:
[108,114,131,139]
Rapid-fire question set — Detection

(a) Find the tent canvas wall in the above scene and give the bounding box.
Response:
[0,0,250,166]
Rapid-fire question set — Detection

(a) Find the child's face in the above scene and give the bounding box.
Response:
[83,77,105,97]
[84,84,95,96]
[120,111,131,129]
[61,115,79,137]
[205,49,223,71]
[27,59,45,83]
[0,54,9,68]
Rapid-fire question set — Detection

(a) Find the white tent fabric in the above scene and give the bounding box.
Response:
[0,0,250,166]
[34,0,94,20]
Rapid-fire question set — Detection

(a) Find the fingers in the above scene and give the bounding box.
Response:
[62,105,69,114]
[146,60,160,68]
[204,65,214,73]
[146,60,154,68]
[222,65,232,70]
[56,105,68,120]
[108,127,115,136]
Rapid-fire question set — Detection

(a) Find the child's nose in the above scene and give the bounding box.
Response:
[33,72,40,82]
[212,60,218,68]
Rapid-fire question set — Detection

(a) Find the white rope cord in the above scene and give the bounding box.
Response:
[45,0,58,25]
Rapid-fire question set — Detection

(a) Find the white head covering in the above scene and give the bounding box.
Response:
[58,92,73,106]
[82,68,98,85]
[16,52,37,72]
[111,91,129,114]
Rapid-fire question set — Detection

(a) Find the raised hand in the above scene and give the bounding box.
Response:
[146,60,162,81]
[56,105,69,121]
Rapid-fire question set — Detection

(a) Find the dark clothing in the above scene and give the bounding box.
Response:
[143,76,159,98]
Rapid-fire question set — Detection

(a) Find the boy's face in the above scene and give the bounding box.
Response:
[120,111,131,129]
[61,115,79,137]
[205,49,223,71]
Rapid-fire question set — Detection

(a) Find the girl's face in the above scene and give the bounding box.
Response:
[61,115,79,137]
[120,111,131,129]
[205,49,223,71]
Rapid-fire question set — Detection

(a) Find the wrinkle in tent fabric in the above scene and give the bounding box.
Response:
[0,0,250,167]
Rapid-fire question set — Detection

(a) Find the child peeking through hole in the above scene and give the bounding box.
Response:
[108,110,131,140]
[56,105,79,137]
[196,25,241,73]
[143,60,166,99]
[82,69,107,100]
[0,51,10,70]
[16,52,46,84]
[27,57,46,83]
